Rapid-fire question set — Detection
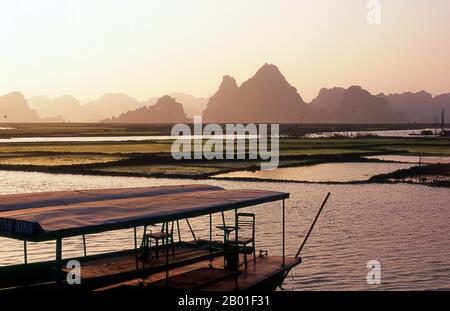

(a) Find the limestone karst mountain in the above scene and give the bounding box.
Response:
[304,87,346,123]
[169,92,207,118]
[434,93,450,121]
[0,92,40,122]
[105,95,188,123]
[139,93,207,118]
[84,93,142,120]
[332,86,396,123]
[28,95,100,122]
[203,63,310,123]
[378,91,450,123]
[309,87,346,113]
[7,63,450,124]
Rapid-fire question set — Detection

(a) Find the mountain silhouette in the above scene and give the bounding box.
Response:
[203,63,309,123]
[434,93,450,121]
[5,63,450,124]
[378,91,447,123]
[304,87,345,122]
[105,95,188,123]
[332,86,396,123]
[309,87,346,113]
[84,93,142,120]
[169,92,207,118]
[138,92,207,118]
[0,92,40,122]
[29,95,100,122]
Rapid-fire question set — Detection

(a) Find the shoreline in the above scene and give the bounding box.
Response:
[0,161,448,188]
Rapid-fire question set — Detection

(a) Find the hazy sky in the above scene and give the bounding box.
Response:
[1,0,449,102]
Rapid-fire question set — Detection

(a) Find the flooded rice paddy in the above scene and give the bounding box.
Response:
[215,162,413,182]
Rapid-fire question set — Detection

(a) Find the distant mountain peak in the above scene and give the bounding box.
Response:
[97,92,136,101]
[218,75,238,91]
[154,95,180,107]
[255,63,281,74]
[3,91,26,101]
[203,64,309,123]
[309,87,346,114]
[105,95,188,123]
[347,85,364,92]
[417,90,432,96]
[0,91,40,122]
[250,63,286,83]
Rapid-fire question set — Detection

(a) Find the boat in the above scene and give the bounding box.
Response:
[0,184,330,291]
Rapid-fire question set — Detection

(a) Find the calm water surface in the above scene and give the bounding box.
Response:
[306,128,448,138]
[216,162,413,182]
[0,170,449,290]
[365,155,450,164]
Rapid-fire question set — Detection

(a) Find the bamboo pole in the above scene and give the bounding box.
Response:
[295,193,331,258]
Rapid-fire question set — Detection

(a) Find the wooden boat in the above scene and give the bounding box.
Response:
[0,184,329,291]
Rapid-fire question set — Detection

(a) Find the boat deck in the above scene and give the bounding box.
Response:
[65,241,219,281]
[59,240,226,289]
[98,254,301,291]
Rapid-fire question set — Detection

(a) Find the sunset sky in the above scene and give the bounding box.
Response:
[1,0,449,102]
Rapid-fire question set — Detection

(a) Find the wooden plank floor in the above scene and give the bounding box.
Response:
[63,242,219,280]
[97,255,301,291]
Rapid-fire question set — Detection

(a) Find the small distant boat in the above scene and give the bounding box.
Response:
[0,185,330,291]
[420,130,434,136]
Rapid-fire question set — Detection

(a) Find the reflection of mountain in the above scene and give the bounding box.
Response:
[105,95,188,123]
[203,63,309,123]
[0,92,40,122]
[29,95,100,122]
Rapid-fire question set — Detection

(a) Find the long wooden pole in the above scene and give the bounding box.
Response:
[55,238,62,286]
[234,208,238,290]
[134,227,139,271]
[295,192,331,258]
[82,234,87,257]
[209,213,212,257]
[282,199,285,266]
[23,240,27,264]
[165,222,169,286]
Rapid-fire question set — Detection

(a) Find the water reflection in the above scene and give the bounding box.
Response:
[365,155,450,164]
[215,162,413,182]
[306,128,446,138]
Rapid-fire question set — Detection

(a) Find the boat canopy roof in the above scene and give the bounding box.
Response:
[0,185,289,241]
